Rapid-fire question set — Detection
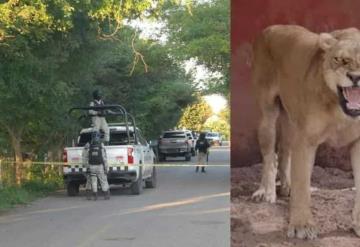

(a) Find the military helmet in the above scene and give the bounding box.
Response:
[92,89,101,100]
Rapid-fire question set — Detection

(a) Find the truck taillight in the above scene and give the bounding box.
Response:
[127,147,134,164]
[62,149,68,163]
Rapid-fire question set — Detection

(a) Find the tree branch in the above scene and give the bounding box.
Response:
[129,30,148,76]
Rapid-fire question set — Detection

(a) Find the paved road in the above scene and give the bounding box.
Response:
[0,146,230,247]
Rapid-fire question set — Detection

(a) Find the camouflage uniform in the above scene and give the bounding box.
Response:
[89,99,110,143]
[195,133,210,173]
[83,140,110,200]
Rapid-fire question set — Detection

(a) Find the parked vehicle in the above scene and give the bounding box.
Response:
[205,132,223,146]
[63,105,156,196]
[158,130,192,161]
[185,130,197,156]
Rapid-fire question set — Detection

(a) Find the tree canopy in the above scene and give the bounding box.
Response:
[177,98,212,132]
[163,0,230,95]
[0,0,229,186]
[0,1,198,184]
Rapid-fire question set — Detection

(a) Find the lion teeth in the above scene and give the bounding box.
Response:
[343,88,349,100]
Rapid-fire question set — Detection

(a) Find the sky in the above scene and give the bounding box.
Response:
[204,94,227,114]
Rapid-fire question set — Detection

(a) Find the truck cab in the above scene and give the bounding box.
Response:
[64,105,157,196]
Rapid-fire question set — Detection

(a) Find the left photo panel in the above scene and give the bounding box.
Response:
[0,1,231,247]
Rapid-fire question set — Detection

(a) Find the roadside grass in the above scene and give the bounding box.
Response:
[0,180,63,210]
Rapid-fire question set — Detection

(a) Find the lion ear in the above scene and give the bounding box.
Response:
[319,33,337,51]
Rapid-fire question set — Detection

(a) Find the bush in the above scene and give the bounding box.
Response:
[0,187,31,209]
[0,180,62,210]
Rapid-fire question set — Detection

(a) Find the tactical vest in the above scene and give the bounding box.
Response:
[93,100,105,116]
[197,140,209,153]
[93,99,104,106]
[88,143,104,165]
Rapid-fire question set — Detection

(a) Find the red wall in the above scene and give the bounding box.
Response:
[231,0,360,169]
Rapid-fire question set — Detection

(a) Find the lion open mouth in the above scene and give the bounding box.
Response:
[338,86,360,117]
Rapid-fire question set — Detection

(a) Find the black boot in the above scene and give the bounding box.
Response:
[201,167,206,173]
[196,166,199,172]
[86,190,92,200]
[104,190,110,200]
[92,192,98,201]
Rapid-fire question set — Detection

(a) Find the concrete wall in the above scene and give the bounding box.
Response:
[231,0,360,170]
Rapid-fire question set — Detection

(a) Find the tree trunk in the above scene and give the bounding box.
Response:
[12,136,23,185]
[7,127,23,185]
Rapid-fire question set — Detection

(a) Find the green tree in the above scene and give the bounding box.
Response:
[204,118,230,140]
[0,1,194,184]
[163,0,229,95]
[177,98,212,131]
[219,106,230,123]
[90,27,196,139]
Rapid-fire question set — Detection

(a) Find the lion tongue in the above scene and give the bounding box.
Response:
[344,87,360,110]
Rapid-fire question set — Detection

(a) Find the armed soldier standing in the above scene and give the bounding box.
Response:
[83,131,110,200]
[89,90,110,145]
[195,132,210,173]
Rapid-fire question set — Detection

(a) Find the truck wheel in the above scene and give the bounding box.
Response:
[145,167,157,189]
[67,181,80,196]
[185,153,191,161]
[131,167,143,195]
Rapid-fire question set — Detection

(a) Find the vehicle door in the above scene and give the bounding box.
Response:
[136,130,152,177]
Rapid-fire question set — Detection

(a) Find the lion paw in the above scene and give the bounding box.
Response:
[352,206,360,237]
[279,185,290,197]
[287,224,318,240]
[353,225,360,237]
[251,187,276,203]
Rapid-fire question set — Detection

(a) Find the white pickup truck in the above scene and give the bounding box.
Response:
[63,123,157,196]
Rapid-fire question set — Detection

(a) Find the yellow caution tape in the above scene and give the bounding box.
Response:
[0,160,229,167]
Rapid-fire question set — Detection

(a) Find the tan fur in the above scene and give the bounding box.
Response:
[251,25,360,239]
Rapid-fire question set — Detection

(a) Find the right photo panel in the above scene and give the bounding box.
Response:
[231,1,360,246]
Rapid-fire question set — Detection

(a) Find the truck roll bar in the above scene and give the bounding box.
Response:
[68,104,137,145]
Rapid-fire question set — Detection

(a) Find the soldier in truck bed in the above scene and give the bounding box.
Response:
[83,131,110,200]
[89,89,110,145]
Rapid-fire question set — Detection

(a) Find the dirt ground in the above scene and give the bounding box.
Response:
[231,164,360,247]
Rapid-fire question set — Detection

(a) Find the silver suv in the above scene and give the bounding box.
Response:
[158,130,192,161]
[205,132,223,146]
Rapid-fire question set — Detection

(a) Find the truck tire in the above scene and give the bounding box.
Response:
[185,152,191,161]
[145,167,157,189]
[131,167,143,195]
[67,181,80,196]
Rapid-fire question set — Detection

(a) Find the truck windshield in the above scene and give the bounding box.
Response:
[163,132,186,138]
[206,132,219,137]
[109,131,135,145]
[77,131,135,146]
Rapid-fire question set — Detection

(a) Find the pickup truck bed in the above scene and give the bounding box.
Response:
[63,126,156,196]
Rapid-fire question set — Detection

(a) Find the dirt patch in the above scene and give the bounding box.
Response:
[231,164,359,247]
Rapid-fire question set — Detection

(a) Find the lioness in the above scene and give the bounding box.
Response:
[251,25,360,239]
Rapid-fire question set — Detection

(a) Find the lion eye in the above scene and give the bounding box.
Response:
[333,57,341,64]
[342,58,351,66]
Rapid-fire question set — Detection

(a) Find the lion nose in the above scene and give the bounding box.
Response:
[346,72,360,86]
